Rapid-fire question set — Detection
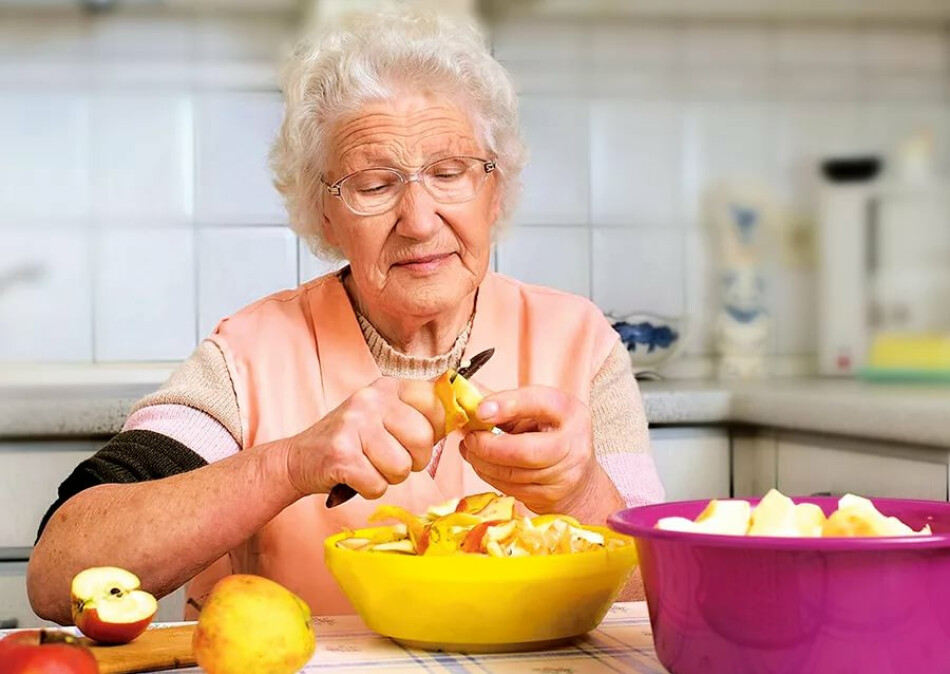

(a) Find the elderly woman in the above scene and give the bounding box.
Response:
[27,10,662,622]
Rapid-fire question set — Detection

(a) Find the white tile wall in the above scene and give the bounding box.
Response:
[514,97,589,225]
[776,26,861,68]
[0,230,92,361]
[94,229,196,362]
[298,243,346,284]
[0,93,89,225]
[4,13,950,367]
[496,226,590,297]
[776,103,865,207]
[683,24,774,69]
[590,100,682,227]
[194,92,286,226]
[684,102,776,227]
[197,227,298,338]
[592,228,685,318]
[774,268,817,355]
[91,93,192,226]
[589,21,680,65]
[684,228,716,356]
[861,27,950,73]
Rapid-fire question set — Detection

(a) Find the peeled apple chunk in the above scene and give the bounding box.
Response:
[657,499,750,535]
[655,489,932,538]
[748,489,799,537]
[793,503,827,537]
[694,499,752,535]
[434,370,494,434]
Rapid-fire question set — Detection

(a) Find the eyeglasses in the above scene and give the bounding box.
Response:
[322,156,496,216]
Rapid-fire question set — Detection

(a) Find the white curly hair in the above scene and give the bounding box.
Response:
[270,6,527,261]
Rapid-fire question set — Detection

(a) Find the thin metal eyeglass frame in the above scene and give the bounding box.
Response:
[321,156,496,216]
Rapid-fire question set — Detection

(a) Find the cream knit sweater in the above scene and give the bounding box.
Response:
[131,306,662,506]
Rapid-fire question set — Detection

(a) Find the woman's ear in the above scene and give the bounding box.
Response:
[488,181,502,224]
[321,211,339,249]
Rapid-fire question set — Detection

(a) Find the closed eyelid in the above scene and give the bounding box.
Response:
[339,156,482,182]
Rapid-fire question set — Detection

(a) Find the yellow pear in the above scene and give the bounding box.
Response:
[192,574,316,674]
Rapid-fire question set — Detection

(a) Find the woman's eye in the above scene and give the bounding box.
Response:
[357,183,391,194]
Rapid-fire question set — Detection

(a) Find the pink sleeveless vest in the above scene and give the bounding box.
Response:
[186,271,619,616]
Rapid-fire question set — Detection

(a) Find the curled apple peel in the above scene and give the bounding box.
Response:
[338,492,631,557]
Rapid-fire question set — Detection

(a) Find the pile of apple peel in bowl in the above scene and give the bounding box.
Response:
[336,492,629,557]
[656,488,933,537]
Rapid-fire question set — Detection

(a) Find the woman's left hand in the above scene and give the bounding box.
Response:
[458,386,619,519]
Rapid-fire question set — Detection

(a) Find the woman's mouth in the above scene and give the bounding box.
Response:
[393,253,454,274]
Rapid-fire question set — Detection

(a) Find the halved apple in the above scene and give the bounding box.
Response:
[434,370,494,434]
[70,567,157,645]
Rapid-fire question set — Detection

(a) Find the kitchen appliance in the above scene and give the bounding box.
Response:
[817,154,950,376]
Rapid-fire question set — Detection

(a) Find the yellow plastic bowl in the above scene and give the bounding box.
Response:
[324,525,638,652]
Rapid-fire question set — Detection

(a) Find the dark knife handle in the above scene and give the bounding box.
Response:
[326,483,358,508]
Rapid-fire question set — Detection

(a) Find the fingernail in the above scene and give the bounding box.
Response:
[477,400,499,421]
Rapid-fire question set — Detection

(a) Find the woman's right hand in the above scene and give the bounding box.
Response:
[284,377,444,500]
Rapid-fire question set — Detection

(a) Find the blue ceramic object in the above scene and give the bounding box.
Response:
[608,313,687,369]
[613,321,678,353]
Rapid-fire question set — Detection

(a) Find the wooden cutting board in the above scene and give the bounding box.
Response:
[80,624,197,674]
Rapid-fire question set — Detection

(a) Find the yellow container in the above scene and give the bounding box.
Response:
[324,525,638,652]
[868,333,950,371]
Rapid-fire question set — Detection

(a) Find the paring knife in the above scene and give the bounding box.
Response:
[325,347,496,509]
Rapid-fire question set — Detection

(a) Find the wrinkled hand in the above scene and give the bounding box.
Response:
[458,386,602,516]
[285,378,444,500]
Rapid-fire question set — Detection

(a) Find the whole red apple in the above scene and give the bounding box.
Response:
[70,567,156,645]
[0,629,99,673]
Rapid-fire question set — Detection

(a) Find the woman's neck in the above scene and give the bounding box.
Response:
[342,272,476,358]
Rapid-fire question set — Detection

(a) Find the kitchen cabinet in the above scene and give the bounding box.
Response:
[0,562,54,629]
[0,441,98,550]
[775,433,948,501]
[650,427,730,501]
[731,429,778,498]
[733,430,949,501]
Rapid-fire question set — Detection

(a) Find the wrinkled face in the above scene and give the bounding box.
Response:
[321,93,500,320]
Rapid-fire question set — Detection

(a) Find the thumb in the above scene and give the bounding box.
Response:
[397,379,448,441]
[475,386,569,429]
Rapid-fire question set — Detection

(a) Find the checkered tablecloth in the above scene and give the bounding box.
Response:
[2,602,667,673]
[175,601,666,673]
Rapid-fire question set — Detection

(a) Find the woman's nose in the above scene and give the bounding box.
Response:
[393,180,442,241]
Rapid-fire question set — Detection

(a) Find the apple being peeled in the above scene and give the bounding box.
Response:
[0,629,100,673]
[71,567,157,644]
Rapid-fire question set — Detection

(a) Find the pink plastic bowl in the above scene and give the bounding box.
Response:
[608,497,950,674]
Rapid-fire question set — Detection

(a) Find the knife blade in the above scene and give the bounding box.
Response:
[451,347,495,383]
[325,347,496,509]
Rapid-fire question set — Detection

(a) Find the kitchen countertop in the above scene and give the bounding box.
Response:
[3,377,950,448]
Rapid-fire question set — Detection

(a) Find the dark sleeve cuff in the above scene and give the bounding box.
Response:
[35,429,209,543]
